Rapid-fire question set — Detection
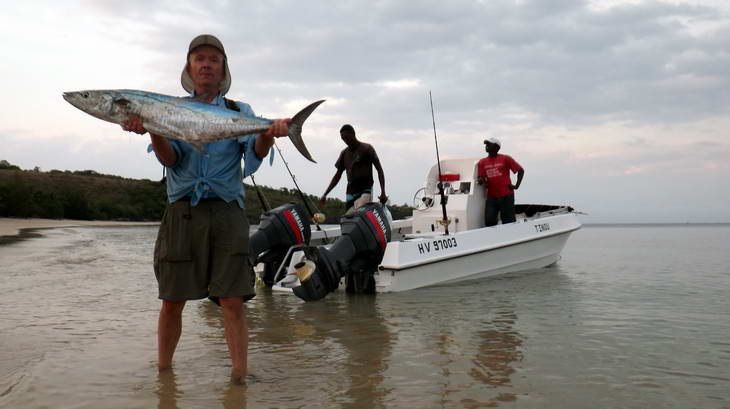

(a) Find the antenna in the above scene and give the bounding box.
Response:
[429,91,450,235]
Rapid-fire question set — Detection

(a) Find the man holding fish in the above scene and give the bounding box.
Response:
[119,34,289,383]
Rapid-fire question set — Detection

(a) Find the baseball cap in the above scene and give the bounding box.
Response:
[483,137,501,147]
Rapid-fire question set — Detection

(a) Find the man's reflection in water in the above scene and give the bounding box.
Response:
[469,309,522,405]
[221,381,249,409]
[155,366,250,409]
[155,369,180,409]
[199,290,393,408]
[435,307,523,408]
[335,294,392,409]
[471,310,522,386]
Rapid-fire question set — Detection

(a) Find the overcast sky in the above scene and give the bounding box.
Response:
[1,0,728,223]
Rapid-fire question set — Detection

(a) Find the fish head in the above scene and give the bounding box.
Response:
[62,90,134,124]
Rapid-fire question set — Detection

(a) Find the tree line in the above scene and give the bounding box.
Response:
[0,160,412,224]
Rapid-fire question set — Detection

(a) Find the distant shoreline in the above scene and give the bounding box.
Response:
[0,217,159,245]
[583,222,730,227]
[2,218,727,246]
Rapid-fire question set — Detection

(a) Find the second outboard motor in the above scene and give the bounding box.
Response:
[293,203,391,302]
[250,203,311,286]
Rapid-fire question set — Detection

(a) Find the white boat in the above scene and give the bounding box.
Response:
[260,158,581,300]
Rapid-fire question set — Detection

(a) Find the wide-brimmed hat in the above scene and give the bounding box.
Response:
[483,137,501,147]
[181,34,231,95]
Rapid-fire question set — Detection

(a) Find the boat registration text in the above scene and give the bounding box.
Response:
[417,237,458,254]
[534,223,551,233]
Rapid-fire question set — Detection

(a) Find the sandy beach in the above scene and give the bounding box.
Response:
[0,217,158,243]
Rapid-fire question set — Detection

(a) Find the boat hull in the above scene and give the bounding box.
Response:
[375,212,581,292]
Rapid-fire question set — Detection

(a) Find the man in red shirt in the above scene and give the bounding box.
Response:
[476,137,525,227]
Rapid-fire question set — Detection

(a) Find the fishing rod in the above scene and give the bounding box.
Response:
[273,141,325,232]
[429,91,450,235]
[249,174,271,212]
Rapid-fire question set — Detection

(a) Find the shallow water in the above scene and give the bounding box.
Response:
[0,224,728,408]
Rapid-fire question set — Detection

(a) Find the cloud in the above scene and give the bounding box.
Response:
[375,79,422,89]
[61,1,729,127]
[2,0,729,222]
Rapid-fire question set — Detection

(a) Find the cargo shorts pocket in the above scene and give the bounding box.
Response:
[156,203,194,263]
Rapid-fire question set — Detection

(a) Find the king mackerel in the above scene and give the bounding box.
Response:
[63,89,323,162]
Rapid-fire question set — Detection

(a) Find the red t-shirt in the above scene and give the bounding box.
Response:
[477,154,523,198]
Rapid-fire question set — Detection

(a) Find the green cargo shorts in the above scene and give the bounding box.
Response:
[153,199,255,302]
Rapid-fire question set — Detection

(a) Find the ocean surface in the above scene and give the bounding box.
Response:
[0,224,728,409]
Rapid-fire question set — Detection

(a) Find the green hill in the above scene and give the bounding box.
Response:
[0,160,412,224]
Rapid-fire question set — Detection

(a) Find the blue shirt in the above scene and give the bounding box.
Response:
[148,94,264,208]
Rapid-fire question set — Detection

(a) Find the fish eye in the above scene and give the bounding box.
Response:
[82,92,89,98]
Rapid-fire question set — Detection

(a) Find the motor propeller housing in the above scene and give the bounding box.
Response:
[249,203,311,286]
[293,203,392,302]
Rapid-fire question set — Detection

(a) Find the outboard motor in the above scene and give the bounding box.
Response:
[250,203,311,286]
[293,203,391,302]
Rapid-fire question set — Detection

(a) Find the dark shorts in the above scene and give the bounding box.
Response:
[345,189,372,211]
[153,200,255,302]
[485,194,516,227]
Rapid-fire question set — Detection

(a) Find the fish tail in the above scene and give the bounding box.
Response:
[288,100,325,163]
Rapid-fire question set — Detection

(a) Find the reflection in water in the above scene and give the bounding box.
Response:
[198,300,234,364]
[426,294,523,409]
[155,310,254,409]
[194,286,524,408]
[282,293,393,409]
[471,312,523,386]
[3,225,730,408]
[469,310,522,406]
[221,382,249,409]
[155,370,180,409]
[334,295,392,409]
[198,291,393,408]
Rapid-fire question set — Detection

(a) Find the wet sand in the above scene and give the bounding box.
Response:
[0,217,159,245]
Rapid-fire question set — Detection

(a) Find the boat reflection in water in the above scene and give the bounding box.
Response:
[380,292,524,408]
[467,310,523,405]
[186,286,525,408]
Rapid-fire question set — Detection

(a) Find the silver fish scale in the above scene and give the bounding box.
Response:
[133,96,271,146]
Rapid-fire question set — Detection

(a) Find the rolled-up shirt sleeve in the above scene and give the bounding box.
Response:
[147,139,182,168]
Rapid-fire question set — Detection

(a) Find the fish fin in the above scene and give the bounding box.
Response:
[113,98,131,111]
[287,100,325,163]
[269,146,275,166]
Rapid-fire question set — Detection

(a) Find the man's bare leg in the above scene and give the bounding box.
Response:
[220,296,248,382]
[158,300,186,370]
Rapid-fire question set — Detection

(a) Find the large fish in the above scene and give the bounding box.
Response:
[62,89,323,162]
